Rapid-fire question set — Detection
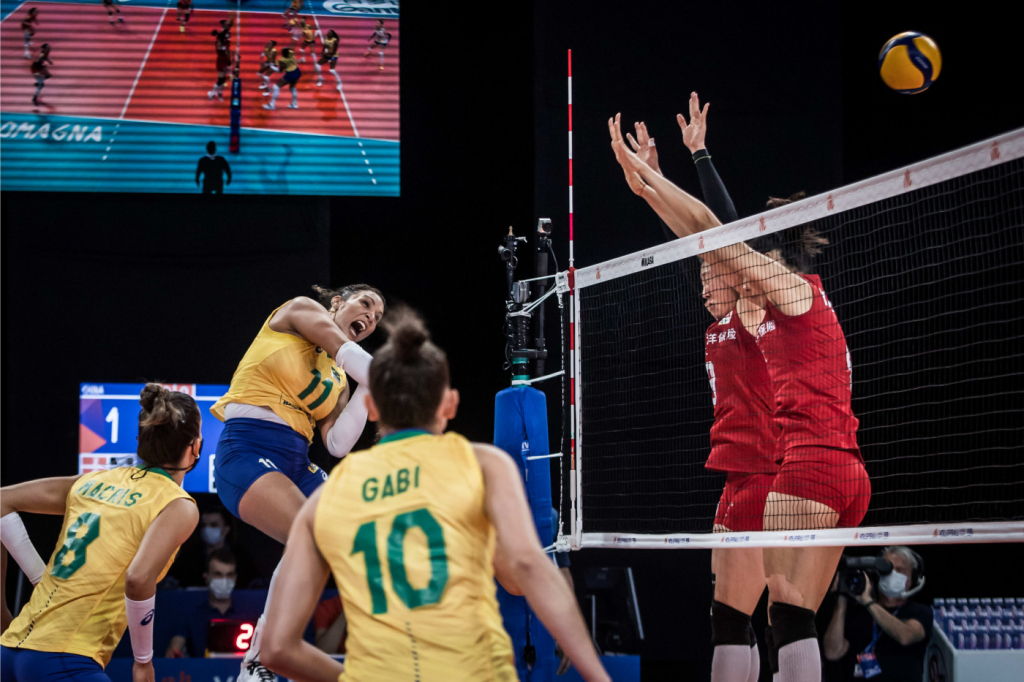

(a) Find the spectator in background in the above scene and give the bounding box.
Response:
[166,549,257,657]
[822,547,931,682]
[313,594,347,656]
[196,141,231,194]
[170,505,258,588]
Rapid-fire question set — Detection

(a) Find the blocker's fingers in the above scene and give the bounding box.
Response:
[626,132,641,152]
[689,91,700,120]
[701,101,710,120]
[637,121,650,145]
[677,112,688,130]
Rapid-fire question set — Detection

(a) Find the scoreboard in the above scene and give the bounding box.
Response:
[79,383,229,494]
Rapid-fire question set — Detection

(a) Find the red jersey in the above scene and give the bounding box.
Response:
[705,309,780,474]
[755,274,860,457]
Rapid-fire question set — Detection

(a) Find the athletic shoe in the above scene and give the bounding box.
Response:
[32,95,39,106]
[238,661,275,682]
[258,83,267,89]
[179,25,184,33]
[118,17,124,23]
[317,79,323,87]
[287,102,299,109]
[379,65,384,71]
[300,57,306,62]
[262,90,270,96]
[263,102,275,110]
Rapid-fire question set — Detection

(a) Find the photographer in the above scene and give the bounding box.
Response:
[823,547,932,681]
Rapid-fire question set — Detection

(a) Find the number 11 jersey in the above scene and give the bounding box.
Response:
[1,467,194,666]
[211,304,347,443]
[314,430,516,682]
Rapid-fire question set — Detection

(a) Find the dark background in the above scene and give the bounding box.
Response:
[3,1,1022,680]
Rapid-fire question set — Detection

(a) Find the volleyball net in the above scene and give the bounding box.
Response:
[559,128,1024,549]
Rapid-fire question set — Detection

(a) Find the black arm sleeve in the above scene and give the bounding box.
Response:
[657,147,739,244]
[692,148,738,224]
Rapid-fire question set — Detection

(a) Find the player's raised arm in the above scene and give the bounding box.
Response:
[261,488,343,682]
[316,382,370,458]
[474,443,611,682]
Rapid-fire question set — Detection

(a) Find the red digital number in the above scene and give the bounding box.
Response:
[235,622,254,651]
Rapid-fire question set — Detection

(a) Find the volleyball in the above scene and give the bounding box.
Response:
[878,31,942,94]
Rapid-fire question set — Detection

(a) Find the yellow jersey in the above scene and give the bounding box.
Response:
[1,467,194,667]
[314,431,515,682]
[212,304,346,442]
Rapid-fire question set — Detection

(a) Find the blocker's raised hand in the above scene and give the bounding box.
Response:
[677,91,710,153]
[626,121,662,176]
[608,113,647,195]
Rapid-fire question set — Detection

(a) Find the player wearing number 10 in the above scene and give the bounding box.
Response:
[1,384,201,682]
[260,307,610,682]
[210,283,384,681]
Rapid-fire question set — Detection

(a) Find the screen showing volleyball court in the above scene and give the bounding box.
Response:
[0,0,399,196]
[79,383,228,494]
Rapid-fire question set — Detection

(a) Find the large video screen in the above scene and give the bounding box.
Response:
[1,0,398,195]
[80,383,228,494]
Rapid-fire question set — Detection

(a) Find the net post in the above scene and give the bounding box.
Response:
[566,49,583,548]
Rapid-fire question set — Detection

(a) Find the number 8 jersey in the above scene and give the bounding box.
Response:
[314,430,516,682]
[0,467,194,666]
[212,304,347,443]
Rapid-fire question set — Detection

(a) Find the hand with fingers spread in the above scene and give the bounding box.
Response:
[677,91,710,153]
[607,113,647,195]
[626,121,661,176]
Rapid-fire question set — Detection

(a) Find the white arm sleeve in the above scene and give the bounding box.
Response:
[125,595,156,663]
[326,384,369,458]
[336,341,372,384]
[0,512,46,585]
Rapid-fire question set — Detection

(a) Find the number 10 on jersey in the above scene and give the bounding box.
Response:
[351,507,449,614]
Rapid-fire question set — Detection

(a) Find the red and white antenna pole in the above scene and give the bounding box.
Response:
[567,49,579,546]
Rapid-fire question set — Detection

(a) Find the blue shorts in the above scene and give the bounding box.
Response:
[283,68,301,85]
[1,647,111,682]
[213,417,328,519]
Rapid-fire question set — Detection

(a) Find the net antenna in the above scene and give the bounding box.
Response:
[558,128,1024,550]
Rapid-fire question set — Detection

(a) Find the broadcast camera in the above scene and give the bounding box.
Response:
[836,548,925,599]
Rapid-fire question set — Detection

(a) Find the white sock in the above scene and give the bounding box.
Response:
[378,51,384,66]
[748,643,761,682]
[711,645,750,682]
[243,561,284,663]
[332,70,341,87]
[290,87,297,105]
[314,61,322,75]
[777,638,820,682]
[269,84,280,104]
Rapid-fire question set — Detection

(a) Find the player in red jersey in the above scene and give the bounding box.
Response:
[21,7,38,60]
[208,19,233,102]
[30,43,53,107]
[609,114,869,682]
[176,0,192,33]
[610,99,779,682]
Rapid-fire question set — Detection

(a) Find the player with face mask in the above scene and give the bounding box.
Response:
[1,384,200,682]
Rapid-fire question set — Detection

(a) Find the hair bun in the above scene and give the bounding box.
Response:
[382,305,429,363]
[139,383,174,426]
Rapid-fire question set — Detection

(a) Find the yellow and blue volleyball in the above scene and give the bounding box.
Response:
[878,32,942,94]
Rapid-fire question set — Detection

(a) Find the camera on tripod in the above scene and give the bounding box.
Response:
[836,555,894,598]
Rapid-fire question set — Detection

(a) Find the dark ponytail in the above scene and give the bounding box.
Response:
[137,383,201,470]
[752,191,829,273]
[369,306,449,429]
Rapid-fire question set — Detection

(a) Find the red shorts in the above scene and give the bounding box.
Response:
[770,450,871,527]
[714,471,776,532]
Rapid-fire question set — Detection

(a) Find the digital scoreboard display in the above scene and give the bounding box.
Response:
[79,383,228,494]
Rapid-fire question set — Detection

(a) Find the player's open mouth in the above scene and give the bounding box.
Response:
[351,320,367,337]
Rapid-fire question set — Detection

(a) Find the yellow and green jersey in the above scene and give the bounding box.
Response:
[1,467,194,666]
[314,430,515,682]
[212,303,346,442]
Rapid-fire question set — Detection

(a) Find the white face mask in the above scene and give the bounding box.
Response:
[201,526,224,546]
[878,570,909,598]
[209,577,235,600]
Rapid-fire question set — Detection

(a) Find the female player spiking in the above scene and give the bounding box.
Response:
[363,19,391,71]
[176,0,192,33]
[282,0,301,28]
[101,0,123,26]
[208,19,233,101]
[610,109,869,682]
[258,306,611,682]
[30,43,53,107]
[210,284,384,681]
[315,29,339,88]
[298,19,318,63]
[1,385,201,682]
[262,47,301,110]
[258,40,279,94]
[610,97,777,682]
[21,7,38,60]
